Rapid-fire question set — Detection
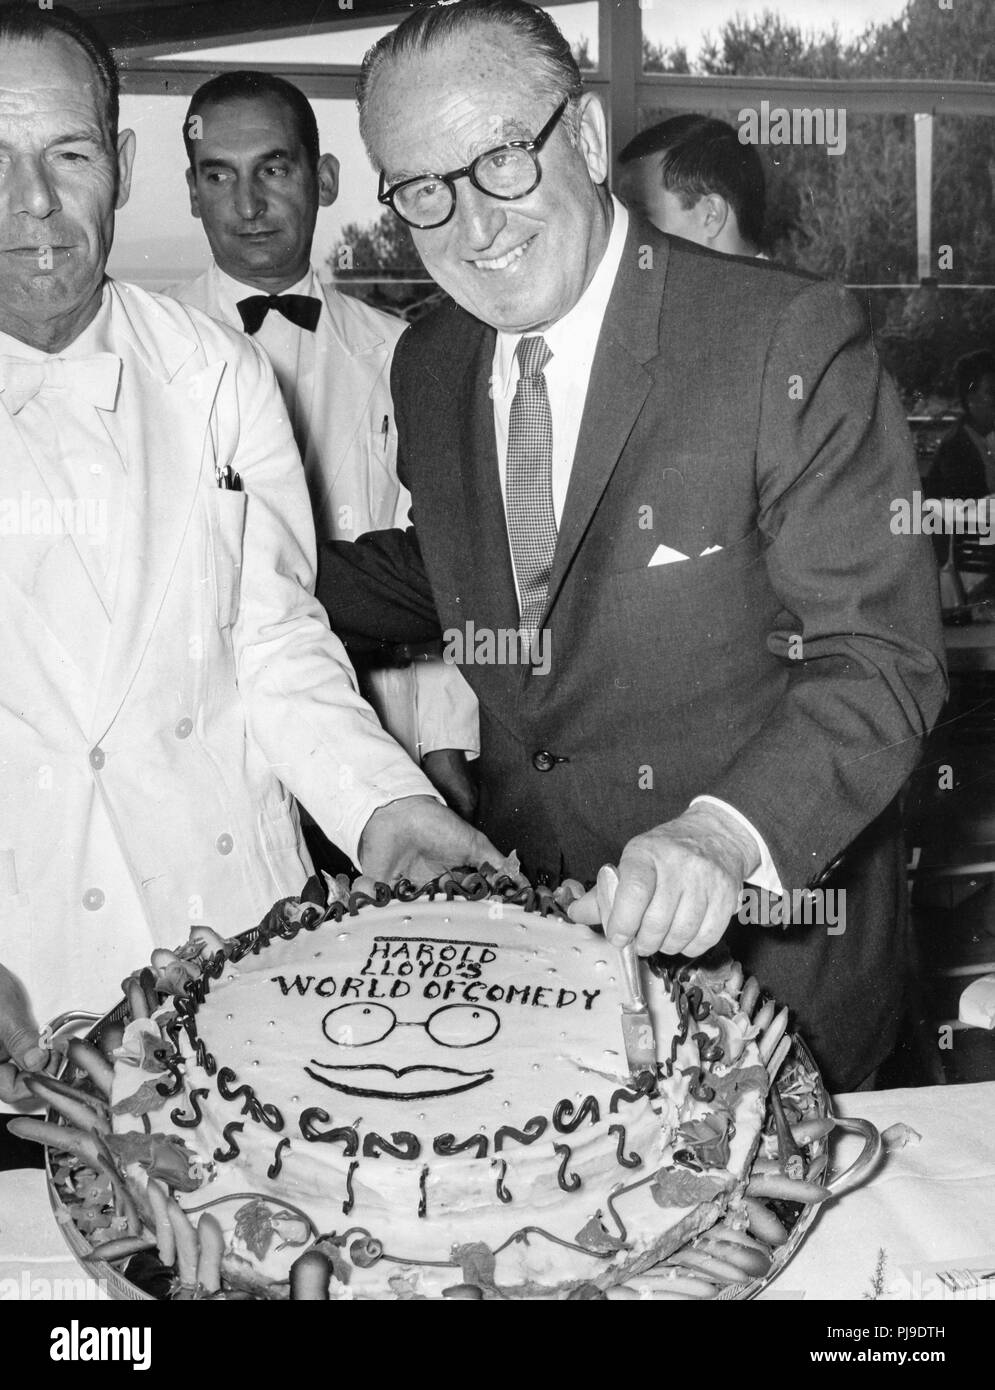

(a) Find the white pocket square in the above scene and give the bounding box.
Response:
[648,544,689,567]
[647,543,724,567]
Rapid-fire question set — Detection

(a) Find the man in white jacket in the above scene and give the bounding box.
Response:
[0,4,499,1123]
[172,71,479,823]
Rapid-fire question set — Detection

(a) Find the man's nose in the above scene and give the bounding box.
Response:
[10,155,61,220]
[234,176,266,223]
[451,180,508,251]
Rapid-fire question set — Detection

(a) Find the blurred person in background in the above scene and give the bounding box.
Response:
[926,348,995,499]
[617,113,765,258]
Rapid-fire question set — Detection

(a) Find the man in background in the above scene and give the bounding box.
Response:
[173,71,479,824]
[617,113,765,258]
[926,348,995,499]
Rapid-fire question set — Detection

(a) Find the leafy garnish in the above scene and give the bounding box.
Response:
[706,1064,769,1114]
[452,1241,496,1288]
[574,1215,626,1255]
[677,1113,732,1168]
[651,1168,728,1208]
[102,1132,201,1192]
[111,1077,171,1118]
[234,1200,275,1261]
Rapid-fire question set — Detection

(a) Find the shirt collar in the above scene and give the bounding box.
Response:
[493,196,629,398]
[214,263,319,322]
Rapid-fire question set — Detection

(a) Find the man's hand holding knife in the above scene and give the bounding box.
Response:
[569,802,760,957]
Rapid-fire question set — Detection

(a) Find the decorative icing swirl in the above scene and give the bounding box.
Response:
[433,1133,489,1159]
[213,1120,244,1162]
[552,1095,601,1133]
[493,1115,547,1151]
[553,1143,581,1192]
[299,1107,359,1156]
[170,1087,209,1129]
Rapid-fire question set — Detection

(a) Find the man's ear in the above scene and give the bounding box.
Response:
[185,166,202,220]
[115,128,136,211]
[699,192,731,243]
[576,93,608,186]
[317,153,340,208]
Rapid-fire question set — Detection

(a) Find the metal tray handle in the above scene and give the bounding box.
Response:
[826,1116,884,1197]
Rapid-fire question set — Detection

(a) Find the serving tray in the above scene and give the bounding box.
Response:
[40,925,882,1302]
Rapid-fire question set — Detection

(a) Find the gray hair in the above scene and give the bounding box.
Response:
[357,0,584,160]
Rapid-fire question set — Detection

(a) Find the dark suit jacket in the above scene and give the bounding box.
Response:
[319,218,947,1092]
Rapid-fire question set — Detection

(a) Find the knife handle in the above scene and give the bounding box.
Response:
[618,942,647,1011]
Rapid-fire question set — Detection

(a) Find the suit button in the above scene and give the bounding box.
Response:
[532,749,556,772]
[89,747,105,771]
[216,833,234,855]
[175,718,193,739]
[82,888,105,911]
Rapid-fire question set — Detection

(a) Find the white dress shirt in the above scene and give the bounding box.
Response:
[491,196,780,894]
[214,266,315,466]
[0,301,125,613]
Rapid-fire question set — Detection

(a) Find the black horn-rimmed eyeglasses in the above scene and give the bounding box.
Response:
[377,99,569,230]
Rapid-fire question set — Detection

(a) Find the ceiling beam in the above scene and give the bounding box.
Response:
[83,0,414,52]
[637,73,995,118]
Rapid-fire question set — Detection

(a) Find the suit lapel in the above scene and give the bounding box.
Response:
[91,285,225,741]
[542,221,672,622]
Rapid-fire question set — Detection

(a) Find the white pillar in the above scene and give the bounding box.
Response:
[914,112,934,283]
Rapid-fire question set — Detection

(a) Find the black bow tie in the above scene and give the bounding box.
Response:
[235,293,321,335]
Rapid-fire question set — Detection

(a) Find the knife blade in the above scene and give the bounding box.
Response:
[595,864,657,1086]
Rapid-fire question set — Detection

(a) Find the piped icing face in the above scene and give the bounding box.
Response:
[110,891,768,1298]
[216,903,646,1143]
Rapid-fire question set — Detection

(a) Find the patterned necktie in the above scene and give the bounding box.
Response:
[235,294,321,335]
[505,335,556,634]
[0,354,121,415]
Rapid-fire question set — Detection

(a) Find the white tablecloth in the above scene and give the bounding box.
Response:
[2,1082,994,1300]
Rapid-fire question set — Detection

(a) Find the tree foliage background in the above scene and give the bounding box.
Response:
[331,0,995,403]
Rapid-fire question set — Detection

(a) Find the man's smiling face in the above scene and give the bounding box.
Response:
[364,30,611,334]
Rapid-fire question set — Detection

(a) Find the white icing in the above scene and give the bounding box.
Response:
[111,896,766,1298]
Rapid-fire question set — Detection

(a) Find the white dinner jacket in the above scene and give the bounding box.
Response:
[172,265,479,762]
[0,279,434,1040]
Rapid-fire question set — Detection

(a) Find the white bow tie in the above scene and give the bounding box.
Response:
[0,353,121,415]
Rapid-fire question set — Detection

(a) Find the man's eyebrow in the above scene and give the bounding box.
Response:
[385,121,538,182]
[197,147,297,170]
[47,130,105,147]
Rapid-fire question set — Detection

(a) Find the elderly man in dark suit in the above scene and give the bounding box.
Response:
[318,0,946,1092]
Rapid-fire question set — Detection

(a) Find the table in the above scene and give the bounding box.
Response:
[2,1082,993,1301]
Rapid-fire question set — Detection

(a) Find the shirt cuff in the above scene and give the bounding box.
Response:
[412,658,480,758]
[690,795,785,895]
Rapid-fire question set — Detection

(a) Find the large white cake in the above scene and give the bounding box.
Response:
[105,881,771,1298]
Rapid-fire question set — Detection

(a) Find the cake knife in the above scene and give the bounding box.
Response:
[595,865,658,1086]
